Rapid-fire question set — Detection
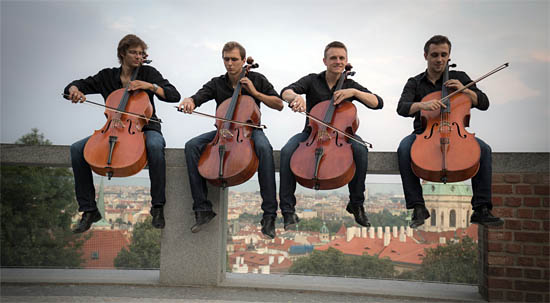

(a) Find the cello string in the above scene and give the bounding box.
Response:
[61,94,162,124]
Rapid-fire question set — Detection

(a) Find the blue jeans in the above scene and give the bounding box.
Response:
[279,131,369,214]
[397,133,493,210]
[184,129,278,217]
[70,130,167,212]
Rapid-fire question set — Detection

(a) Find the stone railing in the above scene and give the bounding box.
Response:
[1,144,548,301]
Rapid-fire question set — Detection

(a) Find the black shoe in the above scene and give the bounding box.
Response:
[346,203,371,227]
[410,205,430,229]
[283,213,300,231]
[72,210,102,233]
[471,207,504,226]
[191,211,216,233]
[150,206,165,229]
[260,216,276,239]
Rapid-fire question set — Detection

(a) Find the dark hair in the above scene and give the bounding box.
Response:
[324,41,347,58]
[424,35,451,54]
[222,41,246,59]
[117,34,148,64]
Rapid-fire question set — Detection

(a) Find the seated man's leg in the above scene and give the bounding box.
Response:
[279,132,309,230]
[347,135,370,227]
[70,136,101,233]
[397,133,429,228]
[251,129,277,238]
[470,138,503,226]
[145,130,167,228]
[185,130,217,232]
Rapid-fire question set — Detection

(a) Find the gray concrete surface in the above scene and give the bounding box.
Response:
[1,268,483,302]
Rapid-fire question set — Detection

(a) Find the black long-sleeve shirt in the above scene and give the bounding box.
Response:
[191,71,280,109]
[281,71,384,131]
[63,65,181,133]
[396,70,489,134]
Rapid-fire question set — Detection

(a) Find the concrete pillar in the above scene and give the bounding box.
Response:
[377,226,383,239]
[160,152,227,286]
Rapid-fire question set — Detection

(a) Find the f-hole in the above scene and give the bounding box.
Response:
[452,122,467,138]
[127,119,135,134]
[236,128,243,143]
[101,120,113,133]
[305,132,317,146]
[334,131,343,147]
[424,123,438,139]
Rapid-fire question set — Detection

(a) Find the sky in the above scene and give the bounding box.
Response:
[1,0,549,157]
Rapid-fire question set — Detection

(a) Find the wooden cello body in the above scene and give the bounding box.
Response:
[198,58,260,188]
[290,65,358,190]
[410,62,480,183]
[83,64,152,179]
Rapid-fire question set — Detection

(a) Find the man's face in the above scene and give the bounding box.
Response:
[122,46,145,68]
[323,47,347,74]
[223,48,245,76]
[424,43,450,75]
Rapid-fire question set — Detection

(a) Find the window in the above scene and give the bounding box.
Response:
[450,210,456,227]
[430,209,436,226]
[91,251,99,260]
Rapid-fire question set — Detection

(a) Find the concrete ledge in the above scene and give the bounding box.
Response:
[1,144,548,173]
[0,268,483,302]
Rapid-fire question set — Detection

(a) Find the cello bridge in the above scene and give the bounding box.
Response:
[220,129,234,139]
[318,130,332,142]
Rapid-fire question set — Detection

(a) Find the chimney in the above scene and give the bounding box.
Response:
[399,226,405,235]
[346,227,354,242]
[361,227,367,238]
[269,255,274,265]
[399,232,406,242]
[384,226,390,234]
[383,232,390,246]
[377,227,383,239]
[392,226,398,238]
[406,226,413,237]
[368,227,375,239]
[278,256,284,264]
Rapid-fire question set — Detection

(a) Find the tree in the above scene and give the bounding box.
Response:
[114,217,161,268]
[367,209,407,227]
[289,247,395,278]
[1,128,86,267]
[397,236,478,284]
[417,236,478,284]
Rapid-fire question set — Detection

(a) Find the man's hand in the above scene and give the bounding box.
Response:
[333,88,356,105]
[444,79,465,91]
[128,80,152,92]
[420,99,447,111]
[178,98,195,114]
[68,86,86,103]
[240,77,259,97]
[289,95,306,112]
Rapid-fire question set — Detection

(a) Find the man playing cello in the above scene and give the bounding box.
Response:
[178,41,283,239]
[280,41,383,230]
[64,34,181,233]
[396,35,503,228]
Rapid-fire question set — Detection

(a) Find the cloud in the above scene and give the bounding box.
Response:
[531,50,550,63]
[109,16,136,33]
[482,71,541,104]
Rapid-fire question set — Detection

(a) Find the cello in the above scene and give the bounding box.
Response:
[83,58,153,180]
[410,61,509,183]
[198,57,260,188]
[290,64,358,190]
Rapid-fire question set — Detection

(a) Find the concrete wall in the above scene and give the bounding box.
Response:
[1,144,548,300]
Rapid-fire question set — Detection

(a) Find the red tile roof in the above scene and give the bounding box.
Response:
[81,230,130,268]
